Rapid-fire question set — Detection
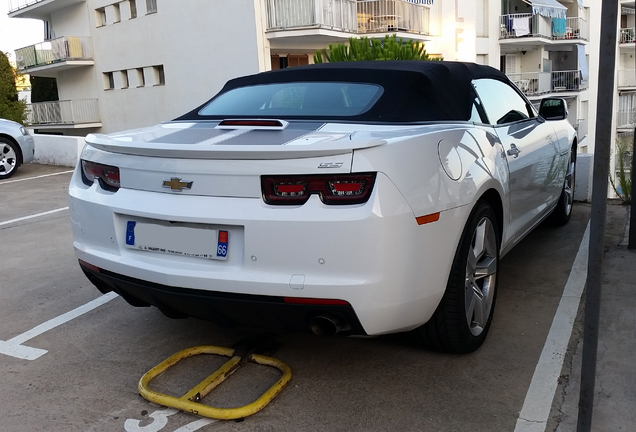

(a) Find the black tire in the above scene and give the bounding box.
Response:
[550,147,576,226]
[0,137,20,179]
[414,201,500,353]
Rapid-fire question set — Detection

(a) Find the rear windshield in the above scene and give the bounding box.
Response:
[198,82,383,118]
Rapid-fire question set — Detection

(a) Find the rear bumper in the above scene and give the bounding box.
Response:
[69,164,471,336]
[80,262,366,335]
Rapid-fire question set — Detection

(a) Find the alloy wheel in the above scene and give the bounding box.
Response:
[0,142,17,175]
[464,217,498,337]
[563,154,576,216]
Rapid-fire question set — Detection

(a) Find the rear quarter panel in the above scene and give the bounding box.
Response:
[351,123,510,230]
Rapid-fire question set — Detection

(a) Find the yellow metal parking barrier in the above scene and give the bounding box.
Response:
[138,345,291,420]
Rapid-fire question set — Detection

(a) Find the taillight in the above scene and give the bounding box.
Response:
[81,159,121,192]
[261,173,376,205]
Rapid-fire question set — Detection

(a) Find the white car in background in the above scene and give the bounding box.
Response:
[69,61,576,353]
[0,119,35,179]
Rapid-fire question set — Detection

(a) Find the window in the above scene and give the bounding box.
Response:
[95,8,106,27]
[146,0,157,14]
[198,82,383,118]
[129,0,137,19]
[152,65,165,86]
[136,68,145,87]
[112,3,121,23]
[472,78,534,125]
[120,70,129,89]
[103,72,115,90]
[469,88,487,123]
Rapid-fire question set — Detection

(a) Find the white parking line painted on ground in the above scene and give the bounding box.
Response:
[514,222,591,432]
[0,207,69,227]
[0,292,118,360]
[0,170,74,185]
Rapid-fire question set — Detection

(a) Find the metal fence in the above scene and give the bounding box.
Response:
[500,14,551,39]
[500,14,588,41]
[551,17,589,41]
[507,72,552,96]
[8,0,44,13]
[27,99,100,126]
[507,70,586,96]
[15,37,93,71]
[618,69,636,88]
[266,0,432,35]
[551,70,587,92]
[357,0,430,34]
[266,0,357,32]
[620,27,635,44]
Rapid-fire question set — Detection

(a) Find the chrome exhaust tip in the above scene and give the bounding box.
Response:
[309,315,343,337]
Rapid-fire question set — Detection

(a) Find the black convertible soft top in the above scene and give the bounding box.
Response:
[176,61,510,123]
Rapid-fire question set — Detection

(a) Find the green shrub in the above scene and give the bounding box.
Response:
[0,51,27,125]
[314,35,439,63]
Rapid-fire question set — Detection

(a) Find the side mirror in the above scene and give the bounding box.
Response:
[539,98,568,121]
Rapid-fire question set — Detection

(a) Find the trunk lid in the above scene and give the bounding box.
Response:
[85,121,387,160]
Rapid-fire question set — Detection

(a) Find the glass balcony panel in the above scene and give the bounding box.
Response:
[15,36,93,71]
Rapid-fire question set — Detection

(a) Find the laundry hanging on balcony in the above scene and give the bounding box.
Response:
[523,0,567,20]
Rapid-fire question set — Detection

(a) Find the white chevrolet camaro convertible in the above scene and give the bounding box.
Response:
[69,61,576,353]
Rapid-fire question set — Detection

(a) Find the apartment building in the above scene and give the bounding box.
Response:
[9,0,598,154]
[614,1,635,187]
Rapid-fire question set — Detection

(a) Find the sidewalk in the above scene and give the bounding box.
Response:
[552,202,636,431]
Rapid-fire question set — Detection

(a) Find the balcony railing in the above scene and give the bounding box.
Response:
[15,37,93,71]
[617,110,636,129]
[500,14,588,41]
[27,99,100,126]
[266,0,433,35]
[507,70,587,96]
[551,70,587,92]
[357,0,430,34]
[618,69,636,87]
[620,27,636,44]
[266,0,357,32]
[507,72,552,96]
[8,0,44,13]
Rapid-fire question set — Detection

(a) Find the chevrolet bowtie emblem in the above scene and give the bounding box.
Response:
[162,177,193,192]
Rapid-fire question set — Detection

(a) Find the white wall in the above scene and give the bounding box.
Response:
[33,134,85,166]
[50,2,91,37]
[86,0,265,133]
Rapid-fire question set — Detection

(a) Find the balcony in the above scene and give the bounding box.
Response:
[15,37,94,77]
[619,27,636,46]
[357,0,432,35]
[499,14,588,44]
[507,70,588,97]
[27,99,101,129]
[8,0,85,19]
[265,0,434,48]
[618,69,636,88]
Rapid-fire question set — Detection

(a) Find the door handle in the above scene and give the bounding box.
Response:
[507,144,522,158]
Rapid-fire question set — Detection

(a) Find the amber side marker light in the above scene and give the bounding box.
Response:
[416,212,440,225]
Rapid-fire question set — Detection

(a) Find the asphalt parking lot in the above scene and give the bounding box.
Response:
[1,163,594,432]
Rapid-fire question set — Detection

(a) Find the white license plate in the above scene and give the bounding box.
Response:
[124,221,229,260]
